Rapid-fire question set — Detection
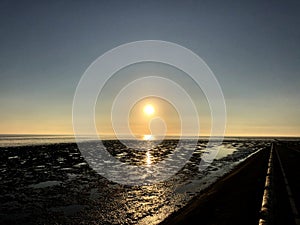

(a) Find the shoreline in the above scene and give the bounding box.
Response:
[160,147,270,225]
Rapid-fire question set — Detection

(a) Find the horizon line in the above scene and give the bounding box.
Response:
[0,133,300,138]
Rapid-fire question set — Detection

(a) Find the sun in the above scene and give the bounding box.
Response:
[143,104,155,116]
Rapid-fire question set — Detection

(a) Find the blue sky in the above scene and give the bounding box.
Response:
[0,0,299,136]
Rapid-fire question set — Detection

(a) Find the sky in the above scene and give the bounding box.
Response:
[0,0,299,136]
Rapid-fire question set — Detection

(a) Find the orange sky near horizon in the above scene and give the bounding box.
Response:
[1,102,299,137]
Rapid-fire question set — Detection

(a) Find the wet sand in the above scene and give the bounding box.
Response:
[160,148,270,225]
[0,139,271,225]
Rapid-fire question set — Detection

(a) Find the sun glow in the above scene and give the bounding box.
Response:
[143,104,155,116]
[143,134,153,140]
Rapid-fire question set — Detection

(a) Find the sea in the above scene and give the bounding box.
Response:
[0,135,292,224]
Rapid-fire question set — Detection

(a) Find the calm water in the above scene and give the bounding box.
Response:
[0,135,276,224]
[0,134,280,147]
[0,135,76,147]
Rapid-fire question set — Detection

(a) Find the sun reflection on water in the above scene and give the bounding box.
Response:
[143,134,154,141]
[146,151,152,166]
